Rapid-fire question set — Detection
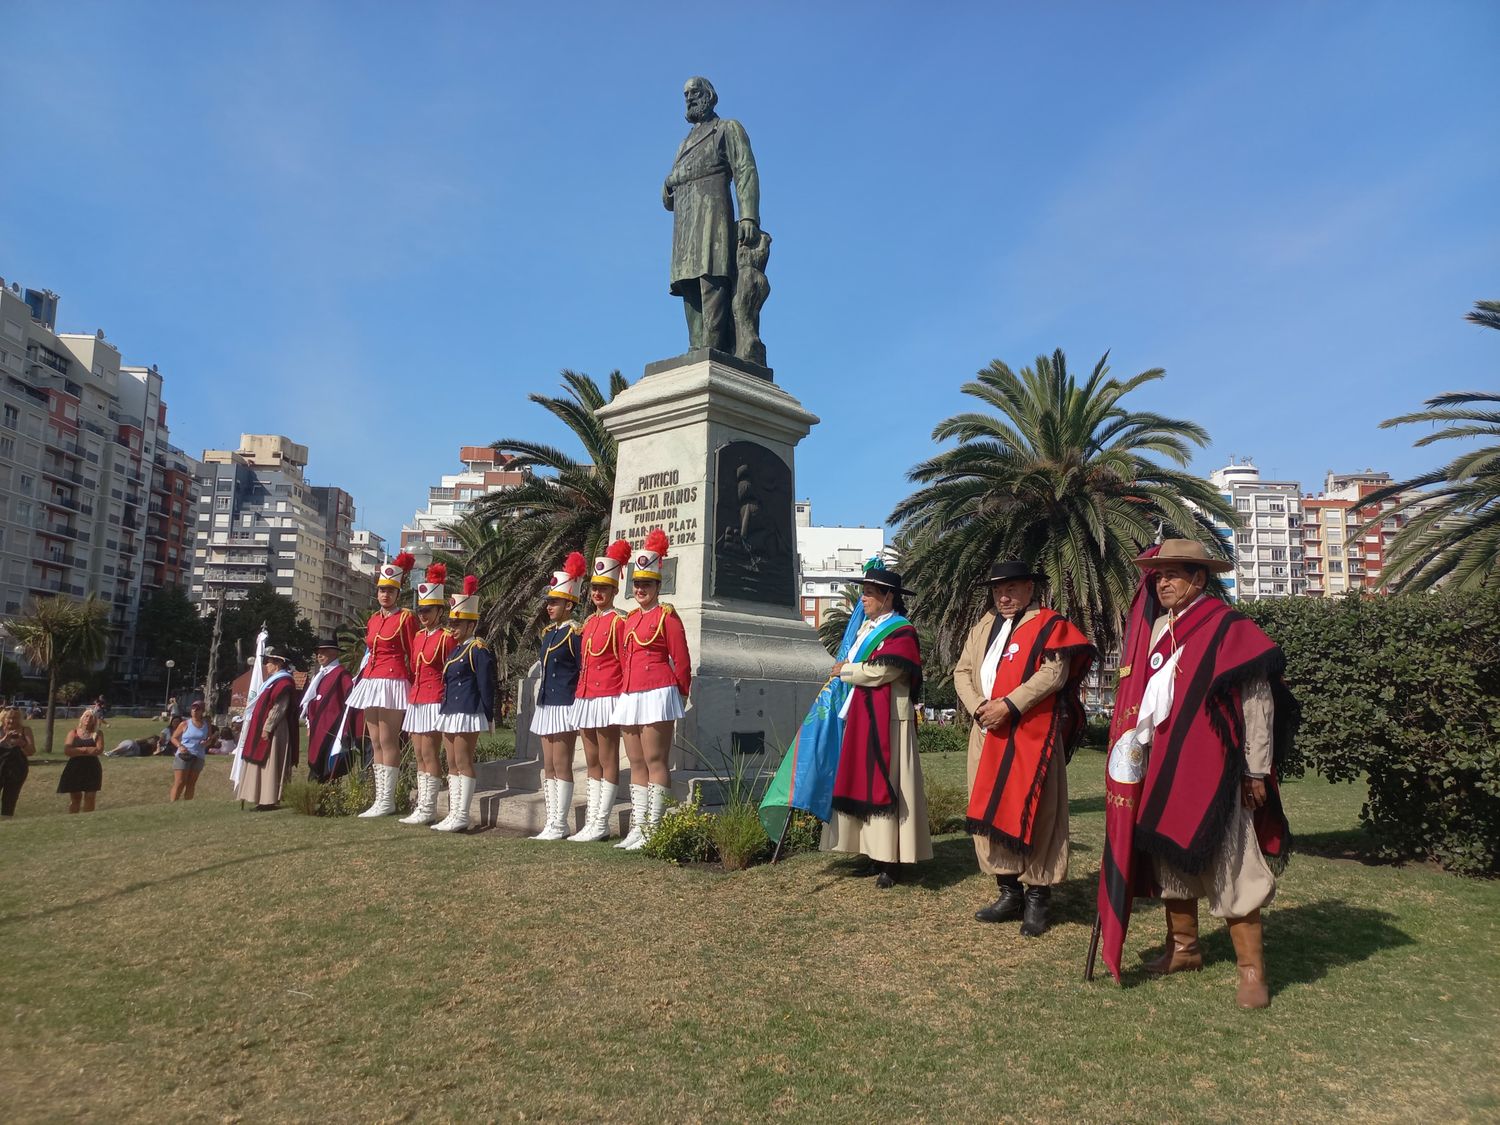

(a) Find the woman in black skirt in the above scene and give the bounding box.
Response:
[58,708,104,813]
[0,707,37,819]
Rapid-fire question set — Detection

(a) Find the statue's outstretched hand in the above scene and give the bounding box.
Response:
[662,183,675,211]
[737,217,759,244]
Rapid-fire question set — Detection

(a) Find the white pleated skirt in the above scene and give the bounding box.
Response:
[530,703,578,737]
[613,685,686,726]
[439,711,491,734]
[349,676,408,711]
[403,701,444,733]
[572,695,620,731]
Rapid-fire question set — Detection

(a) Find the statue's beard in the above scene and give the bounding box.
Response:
[685,103,714,124]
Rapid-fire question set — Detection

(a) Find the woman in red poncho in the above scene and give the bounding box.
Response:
[614,529,692,851]
[822,565,931,888]
[349,552,417,817]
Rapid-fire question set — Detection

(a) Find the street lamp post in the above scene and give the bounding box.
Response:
[164,659,176,715]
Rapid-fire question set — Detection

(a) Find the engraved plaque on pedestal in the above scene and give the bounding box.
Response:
[711,440,795,606]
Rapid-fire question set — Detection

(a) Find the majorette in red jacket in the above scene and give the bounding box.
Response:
[620,604,692,697]
[409,626,454,705]
[364,608,417,683]
[577,610,626,699]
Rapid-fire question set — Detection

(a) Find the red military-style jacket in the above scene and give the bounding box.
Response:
[621,603,692,697]
[577,610,626,699]
[364,608,417,682]
[410,627,454,705]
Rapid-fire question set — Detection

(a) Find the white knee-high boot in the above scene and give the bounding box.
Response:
[358,763,399,817]
[433,775,473,833]
[615,783,649,849]
[567,777,601,841]
[399,773,440,825]
[574,779,617,842]
[625,782,670,851]
[529,777,556,840]
[537,779,573,840]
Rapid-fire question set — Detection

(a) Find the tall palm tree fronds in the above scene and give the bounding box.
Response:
[890,349,1235,660]
[4,595,111,754]
[1353,303,1500,592]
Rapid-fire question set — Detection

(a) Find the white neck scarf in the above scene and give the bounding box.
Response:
[979,614,1016,699]
[301,662,335,722]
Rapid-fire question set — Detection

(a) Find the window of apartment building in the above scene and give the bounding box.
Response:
[0,436,15,459]
[215,495,231,510]
[15,500,30,521]
[3,404,17,430]
[17,473,33,495]
[1234,497,1250,511]
[1329,561,1344,573]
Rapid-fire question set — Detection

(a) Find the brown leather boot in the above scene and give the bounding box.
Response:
[1144,898,1204,975]
[1227,910,1270,1009]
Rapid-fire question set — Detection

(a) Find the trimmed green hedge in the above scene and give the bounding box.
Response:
[1244,592,1500,875]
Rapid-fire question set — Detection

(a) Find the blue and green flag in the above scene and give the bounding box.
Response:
[758,602,867,841]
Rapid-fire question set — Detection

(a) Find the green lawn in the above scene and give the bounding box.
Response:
[1,746,1496,1122]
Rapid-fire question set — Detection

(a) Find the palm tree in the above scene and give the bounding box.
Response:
[890,349,1236,660]
[469,369,628,571]
[1352,302,1500,592]
[5,595,111,754]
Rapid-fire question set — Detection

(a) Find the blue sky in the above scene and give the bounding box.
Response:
[4,1,1497,545]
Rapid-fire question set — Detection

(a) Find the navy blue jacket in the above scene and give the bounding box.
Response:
[536,622,581,707]
[440,637,496,723]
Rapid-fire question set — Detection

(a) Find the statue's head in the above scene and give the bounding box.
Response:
[684,76,718,124]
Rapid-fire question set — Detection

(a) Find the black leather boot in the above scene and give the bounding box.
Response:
[974,874,1024,922]
[1020,884,1051,937]
[874,862,897,889]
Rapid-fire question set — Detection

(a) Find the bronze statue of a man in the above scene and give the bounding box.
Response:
[663,77,760,355]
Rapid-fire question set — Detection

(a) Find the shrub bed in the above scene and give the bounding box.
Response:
[1244,591,1500,875]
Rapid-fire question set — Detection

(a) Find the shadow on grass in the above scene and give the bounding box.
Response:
[1293,827,1392,865]
[0,834,400,928]
[1069,795,1106,815]
[1117,899,1414,997]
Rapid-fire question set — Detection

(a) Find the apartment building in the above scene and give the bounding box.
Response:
[1209,460,1306,600]
[793,500,885,628]
[190,434,361,636]
[0,278,198,688]
[1301,470,1403,595]
[400,446,525,565]
[349,528,386,580]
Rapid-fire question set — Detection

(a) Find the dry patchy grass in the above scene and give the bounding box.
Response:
[0,754,1496,1122]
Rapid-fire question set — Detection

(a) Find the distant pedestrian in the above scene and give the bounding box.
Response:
[0,707,37,819]
[58,708,104,813]
[169,699,213,801]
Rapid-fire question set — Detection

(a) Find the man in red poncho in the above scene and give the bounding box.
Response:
[956,561,1095,936]
[1107,540,1295,1009]
[302,638,360,782]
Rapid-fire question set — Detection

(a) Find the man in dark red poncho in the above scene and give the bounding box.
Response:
[301,638,360,782]
[956,561,1095,936]
[1108,540,1295,1009]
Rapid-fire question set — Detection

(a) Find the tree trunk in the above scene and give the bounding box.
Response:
[44,666,58,756]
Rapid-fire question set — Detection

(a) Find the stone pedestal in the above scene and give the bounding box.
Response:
[591,350,833,771]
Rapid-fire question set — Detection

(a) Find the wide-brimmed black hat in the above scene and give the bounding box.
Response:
[262,646,294,668]
[979,560,1045,585]
[314,637,341,651]
[856,567,916,596]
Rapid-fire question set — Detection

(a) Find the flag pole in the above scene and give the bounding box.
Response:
[769,811,793,865]
[1084,912,1101,982]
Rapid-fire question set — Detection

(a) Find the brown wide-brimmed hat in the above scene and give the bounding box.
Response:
[1132,538,1233,574]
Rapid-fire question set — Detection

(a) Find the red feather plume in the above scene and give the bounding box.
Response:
[605,538,632,564]
[392,552,416,573]
[563,551,587,579]
[425,562,447,585]
[463,574,479,595]
[644,528,669,558]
